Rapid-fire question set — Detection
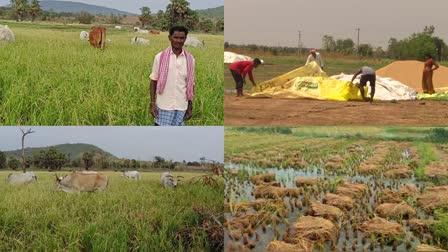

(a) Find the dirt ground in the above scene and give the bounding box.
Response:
[224,94,448,126]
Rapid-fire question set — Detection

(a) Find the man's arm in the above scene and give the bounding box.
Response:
[184,57,195,122]
[305,55,312,65]
[351,70,362,83]
[433,61,440,71]
[150,80,158,118]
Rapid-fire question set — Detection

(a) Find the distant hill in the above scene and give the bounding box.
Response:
[40,1,135,15]
[196,6,223,19]
[4,143,117,161]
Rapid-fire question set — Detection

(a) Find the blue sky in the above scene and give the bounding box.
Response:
[0,127,224,162]
[0,0,224,14]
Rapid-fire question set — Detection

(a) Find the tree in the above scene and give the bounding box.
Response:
[20,128,35,172]
[198,18,213,33]
[8,158,20,170]
[0,151,6,169]
[358,44,373,57]
[45,147,66,171]
[215,17,224,32]
[11,0,29,22]
[29,0,41,22]
[77,11,94,24]
[322,35,336,53]
[82,152,94,170]
[139,7,152,28]
[153,10,168,30]
[335,38,354,55]
[166,0,197,28]
[154,156,165,164]
[123,159,130,169]
[109,13,122,24]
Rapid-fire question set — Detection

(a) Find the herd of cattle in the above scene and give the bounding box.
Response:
[5,171,183,193]
[1,24,205,49]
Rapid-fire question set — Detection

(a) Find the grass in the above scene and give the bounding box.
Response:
[224,51,392,91]
[414,142,438,178]
[0,171,223,251]
[0,21,223,125]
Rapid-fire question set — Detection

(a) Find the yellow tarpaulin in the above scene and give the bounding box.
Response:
[249,62,365,101]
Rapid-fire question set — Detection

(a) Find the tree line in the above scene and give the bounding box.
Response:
[2,0,224,33]
[225,25,447,61]
[0,149,214,172]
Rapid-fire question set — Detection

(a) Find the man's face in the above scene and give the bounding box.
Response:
[169,31,186,50]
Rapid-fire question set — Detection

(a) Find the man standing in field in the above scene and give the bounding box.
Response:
[150,26,195,126]
[305,49,324,70]
[229,58,262,97]
[350,66,376,102]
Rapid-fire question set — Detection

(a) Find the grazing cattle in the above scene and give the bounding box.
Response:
[131,36,150,45]
[7,172,37,185]
[133,27,139,32]
[137,29,149,35]
[184,36,204,48]
[149,30,160,35]
[114,25,122,29]
[160,172,183,188]
[122,171,141,180]
[89,26,106,49]
[79,31,89,40]
[55,172,108,193]
[0,25,15,42]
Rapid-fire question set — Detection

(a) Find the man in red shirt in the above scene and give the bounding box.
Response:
[229,58,262,97]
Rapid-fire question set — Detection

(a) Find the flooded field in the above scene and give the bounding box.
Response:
[224,128,448,251]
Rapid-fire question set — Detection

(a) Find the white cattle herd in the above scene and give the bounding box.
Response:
[5,170,182,193]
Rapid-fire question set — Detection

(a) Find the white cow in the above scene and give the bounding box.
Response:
[160,172,183,188]
[122,171,141,180]
[80,31,89,40]
[133,27,140,32]
[184,36,204,48]
[6,172,37,185]
[114,26,122,29]
[131,37,150,45]
[137,29,149,35]
[0,25,15,42]
[55,172,108,193]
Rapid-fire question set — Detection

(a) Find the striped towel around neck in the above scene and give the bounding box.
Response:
[156,47,195,101]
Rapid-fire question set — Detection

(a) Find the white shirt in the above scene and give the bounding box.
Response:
[150,49,194,111]
[305,52,324,68]
[361,66,375,75]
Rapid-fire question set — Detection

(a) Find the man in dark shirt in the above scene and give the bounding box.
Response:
[351,66,376,102]
[229,58,262,97]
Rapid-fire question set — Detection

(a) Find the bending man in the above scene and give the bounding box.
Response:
[351,66,376,102]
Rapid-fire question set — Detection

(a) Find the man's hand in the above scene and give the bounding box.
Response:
[150,102,158,118]
[183,102,193,122]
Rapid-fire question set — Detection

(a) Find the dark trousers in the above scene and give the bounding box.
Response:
[230,69,244,89]
[360,74,376,99]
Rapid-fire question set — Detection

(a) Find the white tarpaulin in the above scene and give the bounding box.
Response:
[330,73,417,101]
[224,51,252,64]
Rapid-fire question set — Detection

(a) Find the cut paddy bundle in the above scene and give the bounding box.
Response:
[325,156,345,170]
[251,173,276,184]
[266,239,313,252]
[323,193,354,210]
[408,218,433,233]
[254,185,303,199]
[398,184,418,196]
[384,165,412,178]
[416,244,447,251]
[225,199,285,213]
[375,203,416,219]
[417,185,448,212]
[358,163,379,174]
[335,181,367,198]
[225,211,271,231]
[360,217,404,237]
[294,216,338,243]
[425,163,448,177]
[378,189,403,203]
[309,201,344,221]
[295,178,319,187]
[257,181,281,187]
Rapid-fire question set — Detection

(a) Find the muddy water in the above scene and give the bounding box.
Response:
[224,162,436,252]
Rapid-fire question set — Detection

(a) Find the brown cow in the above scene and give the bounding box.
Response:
[89,26,106,49]
[149,30,160,35]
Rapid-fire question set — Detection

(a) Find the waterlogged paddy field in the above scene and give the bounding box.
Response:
[224,130,448,251]
[0,21,223,125]
[0,171,223,251]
